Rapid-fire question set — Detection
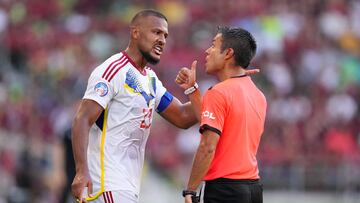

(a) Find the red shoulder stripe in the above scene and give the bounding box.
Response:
[102,55,125,79]
[104,57,127,81]
[107,60,129,82]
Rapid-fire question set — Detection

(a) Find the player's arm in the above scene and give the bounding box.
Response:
[186,129,219,191]
[159,90,200,129]
[71,99,103,202]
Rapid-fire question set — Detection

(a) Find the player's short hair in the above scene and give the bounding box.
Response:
[131,9,168,25]
[217,26,257,68]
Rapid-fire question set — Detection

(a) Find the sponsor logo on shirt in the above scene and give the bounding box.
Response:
[94,82,108,97]
[202,110,216,120]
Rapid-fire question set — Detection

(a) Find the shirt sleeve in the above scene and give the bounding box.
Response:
[151,72,173,113]
[199,89,226,136]
[83,71,116,109]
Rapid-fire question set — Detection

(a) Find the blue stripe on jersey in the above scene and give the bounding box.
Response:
[95,110,105,130]
[151,77,156,93]
[156,91,174,113]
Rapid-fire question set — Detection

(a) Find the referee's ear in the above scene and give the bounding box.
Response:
[224,48,234,61]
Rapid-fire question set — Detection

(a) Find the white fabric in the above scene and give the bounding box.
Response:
[83,52,168,197]
[90,190,138,203]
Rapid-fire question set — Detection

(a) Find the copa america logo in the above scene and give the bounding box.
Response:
[94,82,109,97]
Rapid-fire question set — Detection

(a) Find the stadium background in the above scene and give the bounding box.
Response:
[0,0,359,202]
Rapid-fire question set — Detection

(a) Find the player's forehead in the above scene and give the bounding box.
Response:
[139,15,168,32]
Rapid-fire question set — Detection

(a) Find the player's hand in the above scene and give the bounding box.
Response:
[184,195,193,203]
[245,68,260,75]
[175,60,197,90]
[71,170,93,203]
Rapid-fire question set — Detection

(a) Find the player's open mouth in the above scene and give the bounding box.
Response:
[154,45,163,55]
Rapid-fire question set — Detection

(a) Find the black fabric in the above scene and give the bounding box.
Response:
[199,124,221,136]
[95,110,105,130]
[230,74,247,78]
[204,178,263,203]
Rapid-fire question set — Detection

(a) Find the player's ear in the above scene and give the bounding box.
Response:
[130,26,140,39]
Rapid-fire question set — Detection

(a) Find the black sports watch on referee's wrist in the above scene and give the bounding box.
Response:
[182,190,200,203]
[183,190,196,197]
[182,190,196,197]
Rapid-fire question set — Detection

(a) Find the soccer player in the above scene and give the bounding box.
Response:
[176,27,267,203]
[70,9,201,203]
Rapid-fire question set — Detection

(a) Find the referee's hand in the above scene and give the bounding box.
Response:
[184,195,193,203]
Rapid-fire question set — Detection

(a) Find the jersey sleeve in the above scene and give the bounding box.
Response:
[83,71,116,109]
[199,89,226,136]
[151,72,173,113]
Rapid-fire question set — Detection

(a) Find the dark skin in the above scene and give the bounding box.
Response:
[71,100,100,203]
[71,15,200,202]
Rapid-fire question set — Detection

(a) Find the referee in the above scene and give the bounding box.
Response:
[176,26,267,203]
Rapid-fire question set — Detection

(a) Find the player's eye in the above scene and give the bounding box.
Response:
[153,30,161,35]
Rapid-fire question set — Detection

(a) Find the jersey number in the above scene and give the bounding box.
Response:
[140,108,153,129]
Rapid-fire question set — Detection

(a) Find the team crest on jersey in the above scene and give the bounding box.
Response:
[94,82,108,97]
[124,69,155,106]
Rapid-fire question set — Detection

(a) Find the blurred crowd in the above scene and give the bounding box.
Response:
[0,0,360,202]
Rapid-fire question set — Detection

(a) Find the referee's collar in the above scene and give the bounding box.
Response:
[230,74,247,78]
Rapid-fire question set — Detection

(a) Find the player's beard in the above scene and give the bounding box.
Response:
[140,49,160,65]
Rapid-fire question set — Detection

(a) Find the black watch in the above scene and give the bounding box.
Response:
[182,190,197,197]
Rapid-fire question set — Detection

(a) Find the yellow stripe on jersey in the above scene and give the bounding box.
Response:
[86,107,109,201]
[124,83,141,95]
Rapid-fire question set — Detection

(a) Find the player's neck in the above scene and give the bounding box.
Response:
[124,48,147,71]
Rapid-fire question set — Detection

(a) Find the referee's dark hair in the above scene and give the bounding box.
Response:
[217,26,257,69]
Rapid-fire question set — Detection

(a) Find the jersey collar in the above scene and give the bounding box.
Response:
[122,51,147,76]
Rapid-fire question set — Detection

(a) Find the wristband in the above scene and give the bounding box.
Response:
[184,83,199,95]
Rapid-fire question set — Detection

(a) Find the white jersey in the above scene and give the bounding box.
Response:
[83,52,173,197]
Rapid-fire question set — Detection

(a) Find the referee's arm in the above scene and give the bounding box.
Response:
[186,129,220,191]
